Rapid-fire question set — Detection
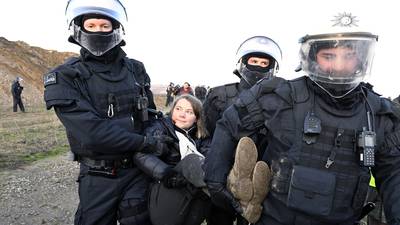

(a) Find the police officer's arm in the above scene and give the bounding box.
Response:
[204,101,262,214]
[44,66,146,154]
[133,120,173,180]
[205,78,285,214]
[133,153,172,180]
[372,105,400,222]
[205,77,286,183]
[205,101,264,183]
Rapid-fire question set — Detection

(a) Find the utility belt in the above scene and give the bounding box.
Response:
[79,157,135,178]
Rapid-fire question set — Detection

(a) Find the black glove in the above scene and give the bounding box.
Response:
[140,135,174,154]
[207,182,243,215]
[162,169,187,188]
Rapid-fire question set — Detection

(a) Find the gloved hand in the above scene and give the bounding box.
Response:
[162,169,187,188]
[140,135,174,154]
[207,182,243,215]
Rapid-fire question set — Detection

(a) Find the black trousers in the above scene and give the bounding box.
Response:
[74,163,151,225]
[13,96,25,112]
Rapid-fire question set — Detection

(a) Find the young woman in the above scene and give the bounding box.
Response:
[134,94,211,225]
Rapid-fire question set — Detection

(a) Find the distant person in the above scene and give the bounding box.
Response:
[195,85,207,103]
[178,82,194,96]
[11,76,25,112]
[165,82,175,107]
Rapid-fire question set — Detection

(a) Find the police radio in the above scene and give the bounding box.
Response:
[137,94,149,121]
[303,111,322,144]
[133,75,150,122]
[358,112,376,167]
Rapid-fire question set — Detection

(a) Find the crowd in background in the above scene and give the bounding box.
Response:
[165,81,209,107]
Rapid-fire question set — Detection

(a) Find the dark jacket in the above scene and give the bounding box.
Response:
[205,76,400,224]
[43,47,155,160]
[203,79,250,136]
[11,81,23,98]
[134,117,210,180]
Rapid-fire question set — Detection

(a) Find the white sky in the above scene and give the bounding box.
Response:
[0,0,399,98]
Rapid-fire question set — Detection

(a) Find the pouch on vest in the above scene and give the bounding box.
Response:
[149,182,194,225]
[287,165,336,216]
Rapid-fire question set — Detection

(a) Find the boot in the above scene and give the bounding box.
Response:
[227,137,258,202]
[242,161,271,223]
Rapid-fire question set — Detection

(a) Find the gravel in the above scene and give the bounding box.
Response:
[0,153,79,225]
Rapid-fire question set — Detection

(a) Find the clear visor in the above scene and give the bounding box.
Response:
[300,35,377,85]
[72,23,122,56]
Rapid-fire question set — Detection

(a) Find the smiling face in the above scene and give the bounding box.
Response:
[316,46,359,76]
[171,98,197,130]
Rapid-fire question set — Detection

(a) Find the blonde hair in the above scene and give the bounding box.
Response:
[170,94,208,139]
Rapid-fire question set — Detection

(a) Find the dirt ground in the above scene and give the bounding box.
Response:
[0,153,79,225]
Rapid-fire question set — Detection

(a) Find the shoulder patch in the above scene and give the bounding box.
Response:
[43,72,57,87]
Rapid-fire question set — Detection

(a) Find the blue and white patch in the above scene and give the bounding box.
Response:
[43,72,57,87]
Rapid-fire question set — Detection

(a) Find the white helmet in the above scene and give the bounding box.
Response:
[235,36,282,86]
[299,12,378,98]
[65,0,128,56]
[66,0,127,29]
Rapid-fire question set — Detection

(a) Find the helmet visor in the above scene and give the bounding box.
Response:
[300,34,377,85]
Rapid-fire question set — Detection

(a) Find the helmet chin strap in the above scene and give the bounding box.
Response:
[312,80,358,99]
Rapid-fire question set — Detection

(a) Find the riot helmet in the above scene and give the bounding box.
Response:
[65,0,128,56]
[299,12,378,98]
[235,36,282,86]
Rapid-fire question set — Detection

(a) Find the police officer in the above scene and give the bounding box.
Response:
[11,76,25,112]
[43,1,171,224]
[203,36,282,225]
[204,13,400,224]
[203,36,282,136]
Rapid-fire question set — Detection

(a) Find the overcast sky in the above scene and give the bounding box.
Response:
[0,0,398,98]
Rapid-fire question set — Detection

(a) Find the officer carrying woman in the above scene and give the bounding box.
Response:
[204,12,400,225]
[43,0,173,224]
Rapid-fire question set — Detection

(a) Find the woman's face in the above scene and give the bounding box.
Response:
[171,98,197,130]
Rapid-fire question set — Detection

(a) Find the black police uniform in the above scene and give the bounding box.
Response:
[43,47,155,225]
[11,80,25,112]
[203,80,246,136]
[194,86,207,103]
[205,76,400,225]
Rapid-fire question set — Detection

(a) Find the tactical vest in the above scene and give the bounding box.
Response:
[212,83,269,157]
[257,77,383,221]
[63,57,149,158]
[213,83,240,114]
